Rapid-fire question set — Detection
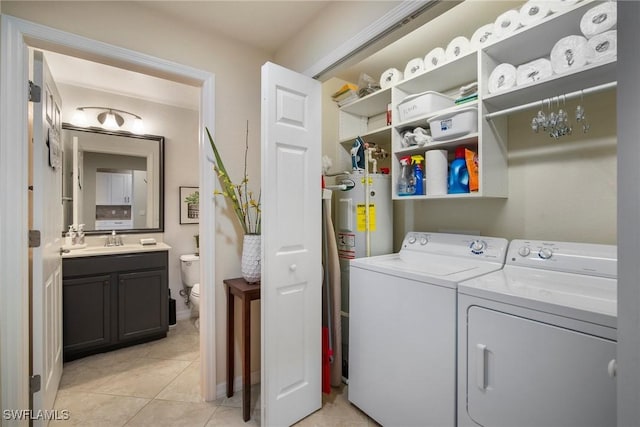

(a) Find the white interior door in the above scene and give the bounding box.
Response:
[31,49,64,422]
[261,61,322,426]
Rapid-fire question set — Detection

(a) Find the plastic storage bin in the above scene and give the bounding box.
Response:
[396,91,454,122]
[428,106,478,141]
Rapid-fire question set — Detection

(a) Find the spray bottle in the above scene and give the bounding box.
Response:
[398,156,414,196]
[411,155,424,196]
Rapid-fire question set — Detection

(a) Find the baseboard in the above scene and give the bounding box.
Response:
[215,370,261,399]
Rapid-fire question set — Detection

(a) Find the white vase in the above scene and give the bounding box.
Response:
[241,234,261,283]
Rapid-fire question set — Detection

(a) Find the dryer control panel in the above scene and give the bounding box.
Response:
[401,232,509,262]
[507,239,617,278]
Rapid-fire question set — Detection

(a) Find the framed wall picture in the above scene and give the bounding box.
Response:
[180,186,199,224]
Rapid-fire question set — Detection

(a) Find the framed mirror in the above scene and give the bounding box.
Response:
[62,124,164,235]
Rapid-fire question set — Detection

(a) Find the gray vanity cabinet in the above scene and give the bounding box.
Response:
[63,274,112,355]
[118,269,168,342]
[63,250,168,361]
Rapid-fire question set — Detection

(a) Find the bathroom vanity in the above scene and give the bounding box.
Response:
[62,244,170,361]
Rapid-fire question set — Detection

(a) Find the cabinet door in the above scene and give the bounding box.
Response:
[466,306,616,427]
[118,269,167,342]
[110,172,132,205]
[95,172,110,205]
[63,274,112,357]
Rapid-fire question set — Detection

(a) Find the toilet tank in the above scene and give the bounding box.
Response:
[180,254,200,287]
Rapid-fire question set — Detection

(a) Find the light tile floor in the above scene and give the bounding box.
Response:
[52,319,377,426]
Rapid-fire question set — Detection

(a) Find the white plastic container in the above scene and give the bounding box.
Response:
[428,106,478,141]
[396,91,454,123]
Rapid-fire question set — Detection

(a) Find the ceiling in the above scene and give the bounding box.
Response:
[44,1,522,111]
[135,1,331,53]
[45,0,332,111]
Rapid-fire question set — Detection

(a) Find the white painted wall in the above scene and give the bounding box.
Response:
[411,91,617,245]
[3,0,269,388]
[274,1,403,74]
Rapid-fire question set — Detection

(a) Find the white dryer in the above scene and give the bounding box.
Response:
[457,239,617,427]
[349,232,508,427]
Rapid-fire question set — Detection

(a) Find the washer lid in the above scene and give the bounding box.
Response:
[351,252,504,289]
[458,265,617,327]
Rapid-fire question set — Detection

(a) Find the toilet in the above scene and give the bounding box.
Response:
[180,254,200,328]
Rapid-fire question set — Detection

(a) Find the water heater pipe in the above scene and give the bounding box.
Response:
[364,150,371,257]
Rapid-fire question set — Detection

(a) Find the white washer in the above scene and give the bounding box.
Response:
[348,232,508,427]
[457,240,617,427]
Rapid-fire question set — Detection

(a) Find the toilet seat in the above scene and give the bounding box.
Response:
[191,283,200,298]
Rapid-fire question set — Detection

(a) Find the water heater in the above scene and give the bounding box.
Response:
[335,172,393,379]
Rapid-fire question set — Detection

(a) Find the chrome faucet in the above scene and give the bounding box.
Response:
[105,230,124,247]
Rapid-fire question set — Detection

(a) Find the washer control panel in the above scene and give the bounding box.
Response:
[507,239,617,278]
[400,232,508,261]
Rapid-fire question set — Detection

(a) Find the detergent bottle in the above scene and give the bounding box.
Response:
[397,156,414,196]
[411,155,424,196]
[448,147,470,194]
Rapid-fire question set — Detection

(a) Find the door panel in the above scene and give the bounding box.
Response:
[31,49,64,422]
[467,306,616,427]
[118,269,167,341]
[261,62,322,426]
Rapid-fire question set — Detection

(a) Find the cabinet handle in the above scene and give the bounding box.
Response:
[476,343,488,390]
[608,359,617,378]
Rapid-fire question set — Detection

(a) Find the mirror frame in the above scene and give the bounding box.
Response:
[62,123,165,235]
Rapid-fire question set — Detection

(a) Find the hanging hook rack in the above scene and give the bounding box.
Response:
[485,81,617,121]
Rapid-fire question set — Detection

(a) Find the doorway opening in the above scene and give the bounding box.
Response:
[0,15,217,416]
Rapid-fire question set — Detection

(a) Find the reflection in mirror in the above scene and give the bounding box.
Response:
[62,124,164,234]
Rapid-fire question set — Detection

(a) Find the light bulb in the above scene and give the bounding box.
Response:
[72,109,87,127]
[103,112,119,130]
[133,117,145,134]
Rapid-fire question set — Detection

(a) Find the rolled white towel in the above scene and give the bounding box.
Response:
[379,68,403,89]
[488,63,517,94]
[587,30,617,64]
[470,24,495,50]
[404,57,425,79]
[550,35,589,74]
[516,58,553,86]
[549,0,580,13]
[581,2,616,38]
[445,36,471,61]
[519,1,552,27]
[424,47,446,70]
[494,10,522,39]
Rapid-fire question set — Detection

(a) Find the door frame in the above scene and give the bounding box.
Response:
[0,15,217,416]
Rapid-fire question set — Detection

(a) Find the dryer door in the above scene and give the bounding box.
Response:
[466,306,616,427]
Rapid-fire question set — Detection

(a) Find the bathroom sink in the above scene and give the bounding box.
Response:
[62,242,171,258]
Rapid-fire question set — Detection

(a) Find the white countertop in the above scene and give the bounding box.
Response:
[62,242,171,258]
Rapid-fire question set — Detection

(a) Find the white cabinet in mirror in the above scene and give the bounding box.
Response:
[61,124,164,234]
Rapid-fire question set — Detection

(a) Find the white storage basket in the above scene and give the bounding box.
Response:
[396,91,454,123]
[428,106,478,141]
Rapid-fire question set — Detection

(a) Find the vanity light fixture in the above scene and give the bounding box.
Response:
[72,107,145,134]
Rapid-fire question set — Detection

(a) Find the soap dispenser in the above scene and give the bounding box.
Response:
[65,225,75,247]
[77,224,85,245]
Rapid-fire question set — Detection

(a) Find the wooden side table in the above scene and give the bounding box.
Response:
[224,277,261,421]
